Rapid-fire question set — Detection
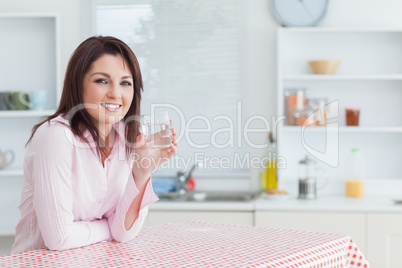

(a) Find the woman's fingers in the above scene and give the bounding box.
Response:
[171,128,178,147]
[135,133,147,148]
[168,144,177,158]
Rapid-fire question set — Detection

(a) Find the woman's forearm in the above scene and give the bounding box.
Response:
[124,168,151,230]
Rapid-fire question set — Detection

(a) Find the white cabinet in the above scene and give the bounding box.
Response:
[0,13,61,174]
[147,210,254,227]
[276,28,402,184]
[254,211,367,256]
[367,213,402,268]
[0,14,61,107]
[0,14,60,255]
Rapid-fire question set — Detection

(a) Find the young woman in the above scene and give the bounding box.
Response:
[12,36,177,253]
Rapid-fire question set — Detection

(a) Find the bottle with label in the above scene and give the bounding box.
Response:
[345,148,365,197]
[260,132,277,190]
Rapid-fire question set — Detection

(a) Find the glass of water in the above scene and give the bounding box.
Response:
[140,111,172,150]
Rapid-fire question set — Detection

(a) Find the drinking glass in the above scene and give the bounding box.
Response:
[140,111,172,150]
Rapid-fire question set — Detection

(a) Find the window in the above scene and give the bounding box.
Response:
[93,0,251,176]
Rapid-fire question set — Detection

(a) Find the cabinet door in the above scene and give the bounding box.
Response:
[367,213,402,268]
[254,211,366,255]
[0,236,14,256]
[148,211,253,226]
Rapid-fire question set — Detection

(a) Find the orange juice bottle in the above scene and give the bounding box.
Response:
[345,148,365,197]
[346,181,364,197]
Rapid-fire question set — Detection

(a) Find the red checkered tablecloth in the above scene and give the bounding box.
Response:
[0,220,369,267]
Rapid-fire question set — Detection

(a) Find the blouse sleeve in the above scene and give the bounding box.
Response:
[31,123,112,251]
[105,173,159,243]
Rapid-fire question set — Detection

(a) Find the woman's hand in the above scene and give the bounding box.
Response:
[132,121,178,183]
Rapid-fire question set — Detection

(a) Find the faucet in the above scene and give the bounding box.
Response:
[176,162,203,195]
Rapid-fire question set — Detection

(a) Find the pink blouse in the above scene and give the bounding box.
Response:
[12,115,159,253]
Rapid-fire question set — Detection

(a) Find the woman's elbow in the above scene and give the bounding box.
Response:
[112,231,135,243]
[44,238,71,251]
[111,223,143,243]
[45,243,68,251]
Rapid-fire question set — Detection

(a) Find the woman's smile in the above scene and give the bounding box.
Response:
[100,103,122,112]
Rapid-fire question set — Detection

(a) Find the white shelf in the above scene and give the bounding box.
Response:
[0,110,55,118]
[282,74,402,81]
[282,126,402,133]
[277,27,402,196]
[0,169,23,177]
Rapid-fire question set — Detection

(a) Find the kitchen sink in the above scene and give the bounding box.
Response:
[156,191,260,202]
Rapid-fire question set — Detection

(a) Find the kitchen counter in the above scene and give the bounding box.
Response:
[2,193,402,236]
[150,200,255,211]
[150,194,402,213]
[254,194,402,213]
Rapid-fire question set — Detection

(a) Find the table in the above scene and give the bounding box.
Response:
[0,220,369,267]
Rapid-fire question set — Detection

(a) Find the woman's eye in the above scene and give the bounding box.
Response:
[95,79,108,84]
[121,81,132,86]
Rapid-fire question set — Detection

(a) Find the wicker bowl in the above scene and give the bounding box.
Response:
[308,60,340,74]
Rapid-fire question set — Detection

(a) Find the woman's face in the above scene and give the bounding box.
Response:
[83,54,134,133]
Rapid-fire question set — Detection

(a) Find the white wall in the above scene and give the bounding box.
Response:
[322,0,402,28]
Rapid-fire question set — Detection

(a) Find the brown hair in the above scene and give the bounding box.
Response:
[27,36,143,159]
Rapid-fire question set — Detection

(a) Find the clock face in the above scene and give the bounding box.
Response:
[271,0,328,27]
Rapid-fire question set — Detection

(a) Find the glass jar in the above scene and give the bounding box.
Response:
[346,108,360,126]
[295,102,316,126]
[284,88,306,125]
[310,98,327,126]
[295,98,327,127]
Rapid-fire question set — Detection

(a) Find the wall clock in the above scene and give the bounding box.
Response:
[270,0,329,27]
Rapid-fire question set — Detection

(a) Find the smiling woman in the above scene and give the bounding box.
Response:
[83,54,134,139]
[11,36,178,253]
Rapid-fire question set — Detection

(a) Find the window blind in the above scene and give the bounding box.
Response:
[93,0,249,176]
